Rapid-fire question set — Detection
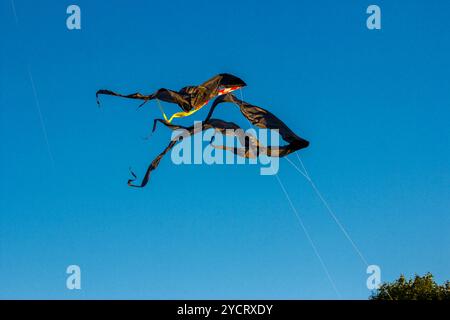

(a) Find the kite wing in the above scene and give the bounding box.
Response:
[96,74,247,122]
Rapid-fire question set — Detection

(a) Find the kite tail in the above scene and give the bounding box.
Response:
[96,89,155,108]
[128,120,206,188]
[129,112,308,187]
[128,139,178,188]
[206,94,310,154]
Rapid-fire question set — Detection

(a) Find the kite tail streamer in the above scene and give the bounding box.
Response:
[96,88,193,112]
[96,89,153,106]
[128,139,178,188]
[206,93,310,153]
[133,119,268,187]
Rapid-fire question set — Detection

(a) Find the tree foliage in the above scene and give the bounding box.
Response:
[370,273,450,300]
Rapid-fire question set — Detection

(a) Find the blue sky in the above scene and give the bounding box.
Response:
[1,0,449,299]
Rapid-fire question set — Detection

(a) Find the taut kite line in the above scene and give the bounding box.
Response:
[96,73,309,187]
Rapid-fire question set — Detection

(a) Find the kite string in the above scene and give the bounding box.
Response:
[287,157,395,299]
[27,65,55,168]
[142,98,168,140]
[240,88,340,297]
[275,174,341,298]
[285,157,309,181]
[290,153,369,266]
[239,88,255,128]
[11,1,55,168]
[296,154,395,300]
[155,98,168,121]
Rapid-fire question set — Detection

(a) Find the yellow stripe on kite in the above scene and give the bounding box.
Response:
[162,86,242,123]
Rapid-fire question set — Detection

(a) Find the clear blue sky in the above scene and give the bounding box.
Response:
[1,0,449,299]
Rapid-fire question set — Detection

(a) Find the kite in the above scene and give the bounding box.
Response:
[96,73,246,123]
[96,74,309,187]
